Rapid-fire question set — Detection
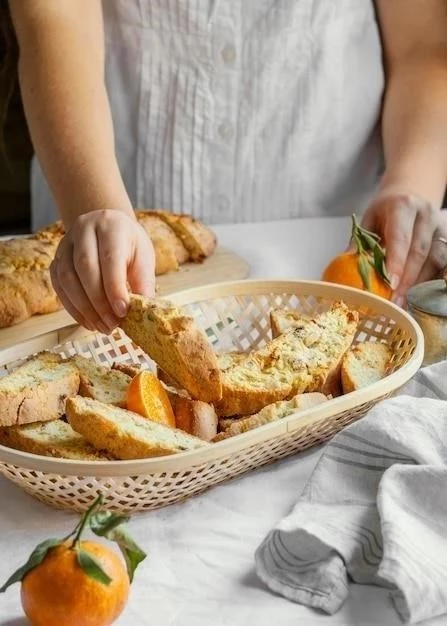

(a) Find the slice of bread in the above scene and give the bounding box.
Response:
[0,420,110,460]
[72,355,131,408]
[215,302,358,416]
[270,309,309,338]
[216,351,247,372]
[341,342,392,393]
[121,295,222,402]
[168,393,218,442]
[0,352,80,427]
[112,362,142,378]
[214,392,327,441]
[66,396,209,459]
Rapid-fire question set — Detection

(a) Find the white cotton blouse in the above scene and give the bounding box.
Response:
[31,0,385,230]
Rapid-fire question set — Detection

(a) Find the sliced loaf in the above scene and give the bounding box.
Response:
[214,392,327,440]
[121,295,222,402]
[66,396,209,459]
[0,352,79,427]
[0,420,109,460]
[215,302,358,416]
[72,355,131,407]
[341,342,392,393]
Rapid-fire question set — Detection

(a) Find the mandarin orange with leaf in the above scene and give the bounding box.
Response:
[21,540,129,626]
[322,215,392,299]
[1,494,146,626]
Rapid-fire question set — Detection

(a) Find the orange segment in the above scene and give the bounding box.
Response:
[126,371,176,428]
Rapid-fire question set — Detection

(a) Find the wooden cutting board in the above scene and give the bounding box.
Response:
[0,246,249,353]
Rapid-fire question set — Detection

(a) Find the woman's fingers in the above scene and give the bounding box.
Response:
[393,209,436,299]
[73,222,119,331]
[127,227,156,297]
[49,210,157,332]
[97,221,131,319]
[381,196,418,292]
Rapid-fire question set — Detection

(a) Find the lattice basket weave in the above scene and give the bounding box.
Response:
[0,280,424,514]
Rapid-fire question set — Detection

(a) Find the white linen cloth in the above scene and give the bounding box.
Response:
[256,360,447,624]
[31,0,384,230]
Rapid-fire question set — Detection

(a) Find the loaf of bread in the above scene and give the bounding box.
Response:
[121,295,222,402]
[0,419,110,460]
[66,396,209,459]
[215,302,359,416]
[0,210,217,329]
[214,392,327,440]
[0,352,80,427]
[341,341,391,393]
[72,355,131,407]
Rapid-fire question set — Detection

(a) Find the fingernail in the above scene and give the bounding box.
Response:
[114,299,128,318]
[393,295,404,308]
[390,274,400,291]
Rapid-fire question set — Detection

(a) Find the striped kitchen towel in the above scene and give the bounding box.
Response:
[255,359,447,624]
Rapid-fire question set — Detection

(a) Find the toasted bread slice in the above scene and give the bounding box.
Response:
[71,355,131,408]
[111,362,142,378]
[0,352,80,427]
[154,211,216,261]
[169,393,218,442]
[214,392,327,440]
[154,374,218,441]
[0,420,109,460]
[121,295,222,402]
[270,309,309,338]
[66,396,208,459]
[215,303,358,416]
[216,351,247,372]
[341,342,391,393]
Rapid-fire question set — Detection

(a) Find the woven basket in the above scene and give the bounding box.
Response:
[0,280,424,513]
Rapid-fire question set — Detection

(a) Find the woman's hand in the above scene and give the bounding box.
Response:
[50,210,155,333]
[360,193,441,304]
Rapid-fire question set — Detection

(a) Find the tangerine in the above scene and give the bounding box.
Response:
[127,370,176,427]
[21,540,129,626]
[322,251,392,299]
[321,214,392,299]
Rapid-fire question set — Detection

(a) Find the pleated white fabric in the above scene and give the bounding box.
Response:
[31,0,384,230]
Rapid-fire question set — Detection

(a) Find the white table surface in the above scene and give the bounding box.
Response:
[1,217,445,626]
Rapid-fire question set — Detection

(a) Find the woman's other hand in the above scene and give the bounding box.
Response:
[50,210,155,333]
[360,193,441,304]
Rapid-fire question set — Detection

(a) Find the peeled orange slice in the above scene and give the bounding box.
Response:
[126,371,176,428]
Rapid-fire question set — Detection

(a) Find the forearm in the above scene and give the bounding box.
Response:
[380,52,447,208]
[10,3,133,228]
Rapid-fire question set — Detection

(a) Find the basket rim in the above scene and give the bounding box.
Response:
[0,279,424,476]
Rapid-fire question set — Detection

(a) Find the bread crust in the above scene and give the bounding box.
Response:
[341,342,391,394]
[66,396,208,459]
[216,303,358,416]
[0,352,80,427]
[0,420,109,460]
[121,295,222,402]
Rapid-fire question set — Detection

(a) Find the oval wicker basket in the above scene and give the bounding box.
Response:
[0,280,424,513]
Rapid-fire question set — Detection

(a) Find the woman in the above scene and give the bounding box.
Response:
[5,0,447,332]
